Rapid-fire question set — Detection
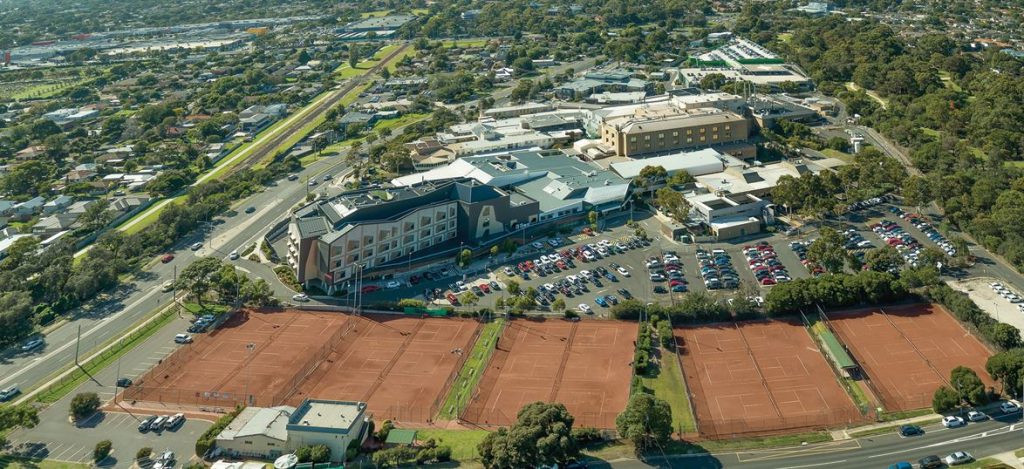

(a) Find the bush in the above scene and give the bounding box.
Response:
[94,440,112,462]
[764,270,906,316]
[70,392,101,421]
[136,447,152,461]
[572,427,604,445]
[397,298,426,308]
[657,320,674,348]
[345,439,361,461]
[372,446,418,468]
[297,444,331,463]
[376,419,394,441]
[196,406,245,456]
[932,385,960,413]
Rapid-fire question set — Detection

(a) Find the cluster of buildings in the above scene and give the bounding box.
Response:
[335,14,417,41]
[679,37,813,92]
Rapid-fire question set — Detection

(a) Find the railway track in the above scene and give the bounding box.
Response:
[226,42,411,176]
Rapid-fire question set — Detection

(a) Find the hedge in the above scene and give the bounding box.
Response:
[196,406,245,456]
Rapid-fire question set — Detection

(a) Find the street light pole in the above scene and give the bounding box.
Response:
[244,342,255,406]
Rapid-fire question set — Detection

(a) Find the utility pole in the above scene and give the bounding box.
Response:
[74,325,82,366]
[113,356,121,404]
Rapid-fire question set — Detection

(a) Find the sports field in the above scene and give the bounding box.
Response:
[828,304,995,411]
[462,319,635,429]
[678,320,864,438]
[124,310,480,424]
[126,309,351,409]
[293,314,480,424]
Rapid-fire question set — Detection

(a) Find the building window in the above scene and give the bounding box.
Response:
[629,136,636,143]
[712,126,718,132]
[712,134,719,141]
[700,136,706,142]
[657,133,664,139]
[687,138,693,143]
[643,135,650,141]
[244,441,253,445]
[672,131,678,137]
[725,124,731,131]
[699,127,706,133]
[686,129,692,135]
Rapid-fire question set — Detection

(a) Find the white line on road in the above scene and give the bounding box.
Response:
[866,425,1016,459]
[0,286,163,390]
[778,460,848,469]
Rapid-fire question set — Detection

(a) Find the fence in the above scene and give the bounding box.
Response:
[274,314,354,405]
[800,309,872,415]
[429,317,491,420]
[547,321,579,401]
[695,406,868,440]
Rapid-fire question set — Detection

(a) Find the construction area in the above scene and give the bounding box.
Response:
[827,303,996,411]
[122,309,481,424]
[461,319,636,429]
[677,320,865,439]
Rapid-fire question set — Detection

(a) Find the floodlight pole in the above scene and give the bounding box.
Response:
[244,342,256,406]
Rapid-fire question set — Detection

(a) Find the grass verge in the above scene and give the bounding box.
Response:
[640,347,697,433]
[958,458,1012,469]
[120,196,184,235]
[33,307,177,404]
[877,408,935,422]
[409,429,488,461]
[682,431,833,453]
[0,456,91,469]
[847,418,942,438]
[437,319,504,419]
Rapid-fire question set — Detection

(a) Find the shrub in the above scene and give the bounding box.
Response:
[372,446,417,468]
[70,392,101,421]
[927,285,1023,350]
[196,406,245,456]
[94,440,112,462]
[932,385,960,413]
[376,419,394,441]
[572,427,604,445]
[136,447,152,461]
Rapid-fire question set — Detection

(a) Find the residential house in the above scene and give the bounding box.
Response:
[43,195,74,215]
[32,212,80,236]
[12,196,46,220]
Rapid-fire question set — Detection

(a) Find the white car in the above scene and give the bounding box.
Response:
[385,280,401,289]
[579,270,591,279]
[543,283,556,292]
[646,259,660,268]
[190,242,203,251]
[228,250,239,260]
[944,451,973,466]
[966,410,987,422]
[456,281,467,291]
[174,334,193,344]
[503,267,515,276]
[616,266,630,277]
[941,415,965,428]
[999,401,1021,413]
[578,304,592,314]
[567,275,579,284]
[292,293,310,302]
[20,338,43,352]
[598,239,611,247]
[161,281,175,292]
[531,241,545,249]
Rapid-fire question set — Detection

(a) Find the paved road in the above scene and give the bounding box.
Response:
[4,314,212,468]
[599,415,1023,468]
[0,152,354,401]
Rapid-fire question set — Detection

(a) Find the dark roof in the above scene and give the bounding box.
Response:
[296,217,329,238]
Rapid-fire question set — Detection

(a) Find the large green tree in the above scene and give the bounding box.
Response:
[949,366,988,406]
[175,256,223,307]
[477,402,580,469]
[615,393,673,454]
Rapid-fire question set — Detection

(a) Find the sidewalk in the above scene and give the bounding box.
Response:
[830,412,942,440]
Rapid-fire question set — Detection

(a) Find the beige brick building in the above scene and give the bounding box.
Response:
[599,108,749,158]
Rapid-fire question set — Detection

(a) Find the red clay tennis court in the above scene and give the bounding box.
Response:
[462,319,636,429]
[292,314,480,424]
[125,309,351,409]
[828,303,995,411]
[678,320,863,438]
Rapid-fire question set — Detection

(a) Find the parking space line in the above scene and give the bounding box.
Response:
[67,446,91,463]
[51,443,76,460]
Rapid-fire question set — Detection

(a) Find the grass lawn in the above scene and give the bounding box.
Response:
[640,347,697,433]
[373,112,430,133]
[181,302,231,316]
[411,429,488,461]
[359,10,390,18]
[938,71,963,92]
[847,418,942,438]
[335,44,402,78]
[411,8,430,15]
[819,148,855,163]
[34,307,177,403]
[877,407,935,422]
[685,431,832,453]
[777,32,793,43]
[444,38,491,48]
[845,82,889,110]
[437,319,504,419]
[120,196,183,235]
[958,458,1012,469]
[1016,448,1024,458]
[921,127,941,139]
[0,456,91,469]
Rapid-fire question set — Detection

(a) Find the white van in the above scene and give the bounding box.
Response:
[0,385,20,401]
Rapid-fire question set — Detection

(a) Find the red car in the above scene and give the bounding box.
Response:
[409,275,420,284]
[160,253,175,263]
[361,285,381,294]
[479,283,490,293]
[446,292,459,305]
[760,278,777,286]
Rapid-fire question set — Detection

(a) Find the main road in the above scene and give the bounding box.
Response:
[602,415,1023,468]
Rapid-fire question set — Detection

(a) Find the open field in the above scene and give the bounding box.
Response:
[462,319,636,429]
[828,303,996,411]
[438,319,505,419]
[678,320,864,439]
[641,346,697,433]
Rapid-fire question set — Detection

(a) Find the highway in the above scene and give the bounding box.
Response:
[601,416,1023,468]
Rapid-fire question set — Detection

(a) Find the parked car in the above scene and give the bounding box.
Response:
[1000,401,1021,413]
[151,415,168,431]
[244,206,256,214]
[0,386,20,402]
[20,338,43,352]
[887,463,912,469]
[190,242,203,251]
[229,250,239,260]
[116,377,133,388]
[166,413,185,429]
[578,304,592,314]
[361,285,380,294]
[917,455,943,469]
[944,451,973,466]
[173,334,193,344]
[942,415,965,428]
[898,424,923,437]
[160,253,175,263]
[966,410,988,422]
[138,416,157,432]
[595,296,608,307]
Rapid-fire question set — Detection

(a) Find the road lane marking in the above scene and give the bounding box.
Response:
[778,460,848,469]
[0,286,163,390]
[866,424,1017,459]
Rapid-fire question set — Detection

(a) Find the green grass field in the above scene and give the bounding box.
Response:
[437,319,504,419]
[335,44,402,77]
[411,8,430,15]
[120,196,184,235]
[640,347,697,433]
[2,79,89,101]
[411,429,488,461]
[938,71,963,92]
[819,148,855,163]
[374,112,430,132]
[777,32,793,43]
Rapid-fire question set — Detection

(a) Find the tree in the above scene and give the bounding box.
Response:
[477,402,579,469]
[986,349,1024,397]
[864,246,904,272]
[0,405,39,432]
[175,257,224,307]
[457,249,473,268]
[459,291,478,306]
[950,366,988,405]
[587,210,598,229]
[308,444,331,463]
[136,447,153,461]
[94,440,112,462]
[506,280,520,295]
[654,187,690,222]
[932,385,960,413]
[635,165,668,192]
[490,245,500,257]
[70,392,101,421]
[349,44,360,68]
[615,393,673,453]
[552,298,566,312]
[807,227,852,273]
[699,72,727,90]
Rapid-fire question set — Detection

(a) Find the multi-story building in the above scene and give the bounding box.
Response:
[287,179,537,291]
[598,107,749,158]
